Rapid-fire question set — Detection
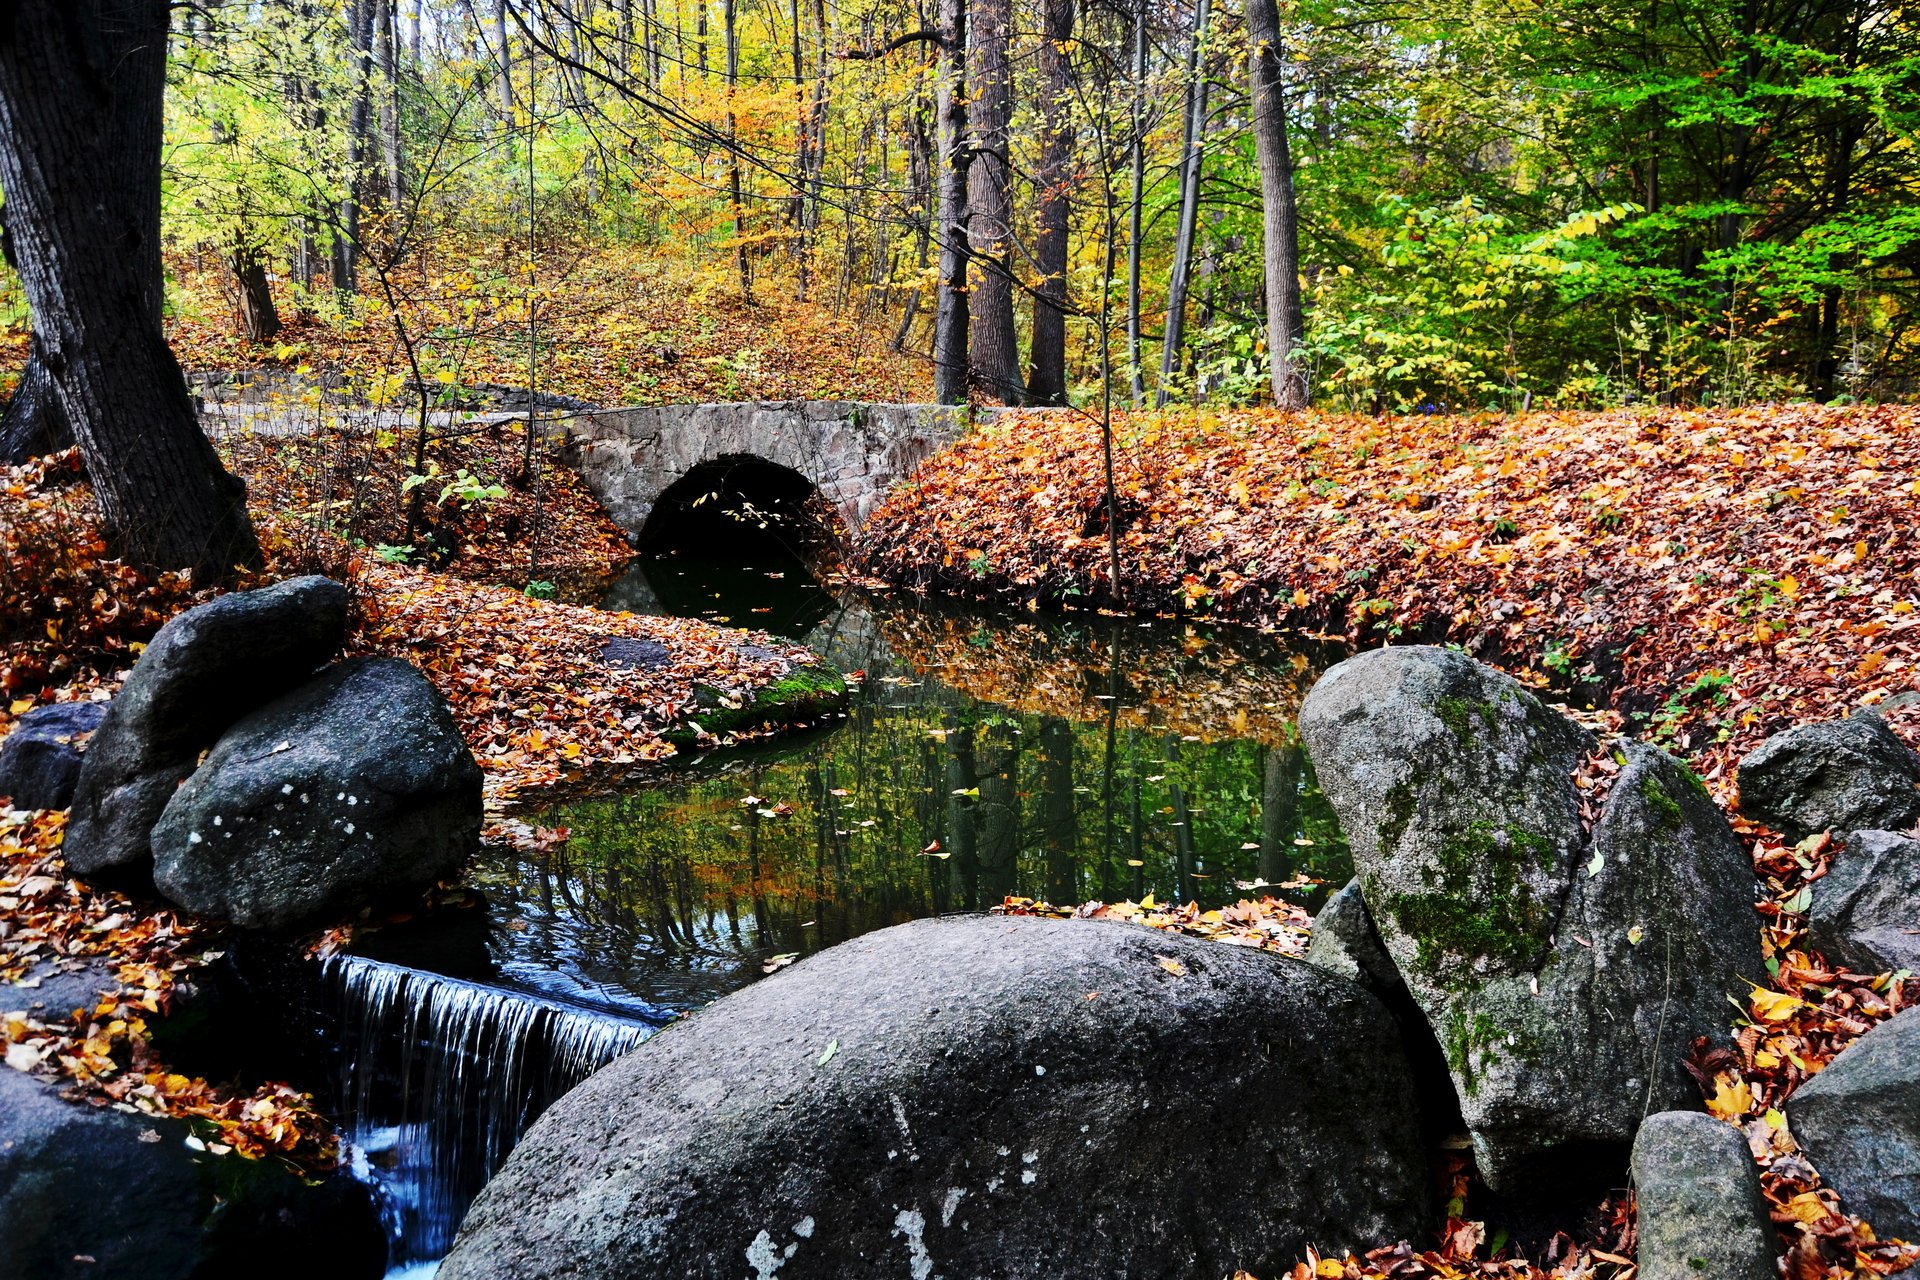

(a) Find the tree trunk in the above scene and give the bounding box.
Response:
[229,244,283,343]
[931,0,972,403]
[1038,717,1078,904]
[724,0,752,302]
[1156,0,1211,407]
[965,0,1023,403]
[0,0,258,578]
[1245,0,1307,408]
[1126,0,1147,407]
[493,0,514,114]
[1258,742,1300,886]
[1025,0,1075,406]
[378,0,403,212]
[334,0,377,296]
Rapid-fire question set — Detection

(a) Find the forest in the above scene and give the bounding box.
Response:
[0,0,1907,422]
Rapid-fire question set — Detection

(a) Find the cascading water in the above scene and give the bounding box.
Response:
[320,954,656,1275]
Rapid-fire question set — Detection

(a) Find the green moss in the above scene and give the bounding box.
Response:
[1434,696,1496,747]
[1380,778,1419,852]
[1443,1009,1502,1098]
[1640,772,1685,828]
[664,664,849,747]
[1384,819,1558,978]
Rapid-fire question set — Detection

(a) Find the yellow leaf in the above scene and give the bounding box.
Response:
[1751,987,1804,1022]
[1705,1073,1754,1121]
[1156,957,1188,977]
[1292,587,1311,607]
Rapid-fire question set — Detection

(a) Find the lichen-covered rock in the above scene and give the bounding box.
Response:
[1630,1111,1776,1280]
[0,1067,386,1280]
[1737,712,1920,842]
[1786,1006,1920,1240]
[0,701,106,810]
[440,915,1431,1280]
[151,658,482,930]
[1299,646,1765,1189]
[63,576,350,876]
[1810,830,1920,974]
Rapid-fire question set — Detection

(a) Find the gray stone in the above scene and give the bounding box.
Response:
[1810,830,1920,974]
[0,701,106,810]
[1787,1006,1920,1240]
[0,1067,386,1280]
[1630,1110,1776,1280]
[1299,646,1766,1190]
[64,577,351,875]
[441,915,1432,1280]
[557,400,974,538]
[1,959,120,1024]
[151,657,482,930]
[1306,877,1402,991]
[1737,712,1920,842]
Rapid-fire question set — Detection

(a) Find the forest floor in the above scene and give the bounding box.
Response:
[860,403,1920,781]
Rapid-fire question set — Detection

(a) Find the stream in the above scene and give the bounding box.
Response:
[321,543,1350,1275]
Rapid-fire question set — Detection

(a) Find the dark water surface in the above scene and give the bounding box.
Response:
[329,547,1349,1273]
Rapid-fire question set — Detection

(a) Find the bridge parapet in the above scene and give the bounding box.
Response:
[553,400,971,540]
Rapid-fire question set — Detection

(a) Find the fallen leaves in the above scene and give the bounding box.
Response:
[995,892,1314,957]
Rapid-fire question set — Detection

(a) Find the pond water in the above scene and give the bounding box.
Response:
[325,542,1350,1274]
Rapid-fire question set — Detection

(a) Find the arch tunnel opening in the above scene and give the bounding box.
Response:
[613,455,845,638]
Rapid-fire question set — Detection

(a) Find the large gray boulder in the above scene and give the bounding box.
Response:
[0,701,106,810]
[1299,645,1766,1190]
[1737,712,1920,842]
[0,1067,386,1280]
[64,576,351,875]
[1786,1006,1920,1240]
[1630,1110,1776,1280]
[441,915,1432,1280]
[1810,830,1920,974]
[151,657,482,930]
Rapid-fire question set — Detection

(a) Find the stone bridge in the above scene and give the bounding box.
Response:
[554,400,970,542]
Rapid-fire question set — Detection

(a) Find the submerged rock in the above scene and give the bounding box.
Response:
[1299,645,1765,1190]
[64,576,350,876]
[0,1067,385,1280]
[1630,1111,1776,1280]
[441,915,1431,1280]
[1786,1006,1920,1240]
[1736,712,1920,842]
[152,657,482,930]
[0,701,106,810]
[1810,830,1920,974]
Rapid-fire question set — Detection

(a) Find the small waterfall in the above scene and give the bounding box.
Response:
[320,955,654,1272]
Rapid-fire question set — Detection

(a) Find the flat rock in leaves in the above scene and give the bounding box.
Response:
[440,915,1431,1280]
[1786,1006,1920,1240]
[0,701,106,810]
[64,576,350,876]
[151,657,482,930]
[1810,830,1920,974]
[1298,645,1766,1190]
[1736,712,1920,842]
[1629,1111,1777,1280]
[0,1067,386,1280]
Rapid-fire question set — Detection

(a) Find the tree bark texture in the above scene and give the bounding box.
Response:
[1246,0,1307,407]
[931,0,972,403]
[965,0,1023,403]
[0,0,259,576]
[0,351,75,464]
[1156,0,1211,407]
[1025,0,1075,406]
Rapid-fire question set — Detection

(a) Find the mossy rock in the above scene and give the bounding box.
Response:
[663,663,848,748]
[1301,646,1764,1191]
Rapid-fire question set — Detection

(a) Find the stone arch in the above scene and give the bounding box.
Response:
[636,453,846,566]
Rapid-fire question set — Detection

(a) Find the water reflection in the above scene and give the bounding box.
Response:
[476,574,1350,1012]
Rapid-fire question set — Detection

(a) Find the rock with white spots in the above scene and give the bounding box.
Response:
[150,657,481,930]
[439,915,1432,1280]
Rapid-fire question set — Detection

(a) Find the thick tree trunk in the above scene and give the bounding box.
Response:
[965,0,1023,403]
[1025,0,1076,406]
[378,0,403,212]
[1246,0,1307,408]
[931,0,972,403]
[1156,0,1211,407]
[725,0,752,302]
[0,0,258,577]
[334,0,377,295]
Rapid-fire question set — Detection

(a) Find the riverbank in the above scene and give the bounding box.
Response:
[859,404,1920,778]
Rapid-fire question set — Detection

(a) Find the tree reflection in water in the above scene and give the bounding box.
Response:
[475,589,1352,1014]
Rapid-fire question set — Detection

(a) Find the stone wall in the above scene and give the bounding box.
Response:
[553,400,972,539]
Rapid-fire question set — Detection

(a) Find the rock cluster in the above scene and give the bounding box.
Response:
[1298,645,1765,1189]
[53,577,481,929]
